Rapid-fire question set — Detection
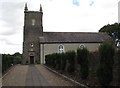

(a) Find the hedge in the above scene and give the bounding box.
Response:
[97,42,115,87]
[77,48,89,80]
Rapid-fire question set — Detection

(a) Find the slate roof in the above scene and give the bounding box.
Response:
[39,32,111,44]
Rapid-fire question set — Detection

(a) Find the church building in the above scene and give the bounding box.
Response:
[22,4,111,64]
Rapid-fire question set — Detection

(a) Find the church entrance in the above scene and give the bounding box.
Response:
[30,56,34,64]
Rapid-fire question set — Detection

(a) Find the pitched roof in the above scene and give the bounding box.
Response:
[39,32,111,44]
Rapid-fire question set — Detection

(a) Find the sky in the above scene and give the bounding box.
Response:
[0,0,119,54]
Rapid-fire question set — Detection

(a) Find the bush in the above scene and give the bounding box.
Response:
[97,42,115,87]
[60,53,66,71]
[2,54,14,73]
[77,48,89,80]
[89,51,99,75]
[2,53,22,73]
[45,54,57,67]
[66,51,76,73]
[55,53,61,70]
[45,53,64,70]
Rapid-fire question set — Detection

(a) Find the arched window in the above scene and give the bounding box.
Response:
[79,44,85,49]
[30,43,34,47]
[58,44,64,53]
[30,43,34,51]
[31,19,35,26]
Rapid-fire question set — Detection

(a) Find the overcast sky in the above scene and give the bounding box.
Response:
[0,0,119,54]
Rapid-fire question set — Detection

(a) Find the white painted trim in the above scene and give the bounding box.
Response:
[40,44,44,64]
[58,44,65,53]
[79,44,85,49]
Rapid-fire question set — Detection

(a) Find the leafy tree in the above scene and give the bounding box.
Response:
[99,23,120,39]
[13,52,22,64]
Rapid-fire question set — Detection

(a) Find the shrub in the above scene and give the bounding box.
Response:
[60,53,66,71]
[97,42,115,87]
[55,53,61,70]
[66,51,76,73]
[89,51,99,75]
[45,54,52,66]
[77,48,89,80]
[45,53,62,70]
[2,53,22,73]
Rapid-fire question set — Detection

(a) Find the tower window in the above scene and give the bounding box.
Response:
[30,43,34,47]
[58,44,64,53]
[31,19,35,26]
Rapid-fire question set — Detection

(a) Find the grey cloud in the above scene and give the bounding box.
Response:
[102,2,116,10]
[6,40,20,46]
[0,37,20,45]
[0,28,17,35]
[0,1,24,36]
[1,2,24,27]
[0,26,22,36]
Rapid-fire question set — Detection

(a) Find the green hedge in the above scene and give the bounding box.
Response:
[97,42,115,87]
[45,43,117,86]
[2,54,14,73]
[45,53,64,70]
[45,49,88,74]
[45,51,76,72]
[66,51,76,73]
[2,53,22,73]
[60,53,66,71]
[77,48,89,80]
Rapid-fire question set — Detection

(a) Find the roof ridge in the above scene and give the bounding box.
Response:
[43,32,100,34]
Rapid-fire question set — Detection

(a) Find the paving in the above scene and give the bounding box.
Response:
[2,64,77,86]
[2,65,28,86]
[26,65,50,86]
[35,65,77,86]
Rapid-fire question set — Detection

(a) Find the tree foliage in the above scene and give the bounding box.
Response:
[99,23,120,39]
[97,42,115,87]
[2,52,22,73]
[45,51,75,72]
[77,48,89,80]
[66,51,76,73]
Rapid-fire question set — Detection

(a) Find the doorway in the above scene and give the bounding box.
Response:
[30,56,34,64]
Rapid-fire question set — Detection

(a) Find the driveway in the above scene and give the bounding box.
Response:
[2,64,77,86]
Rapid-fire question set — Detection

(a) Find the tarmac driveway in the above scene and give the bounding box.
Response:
[2,64,77,86]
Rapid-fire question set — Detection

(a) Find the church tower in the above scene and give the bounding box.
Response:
[23,3,43,64]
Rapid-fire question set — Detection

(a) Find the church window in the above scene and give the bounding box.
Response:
[31,19,35,26]
[30,43,34,47]
[58,44,64,53]
[79,44,85,49]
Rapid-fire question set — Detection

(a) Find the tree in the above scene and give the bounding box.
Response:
[66,51,76,73]
[99,23,120,39]
[2,52,22,73]
[97,42,115,87]
[13,52,22,64]
[77,48,89,80]
[60,53,66,71]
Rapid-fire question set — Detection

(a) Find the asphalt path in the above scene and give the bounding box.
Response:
[2,64,77,86]
[25,65,50,86]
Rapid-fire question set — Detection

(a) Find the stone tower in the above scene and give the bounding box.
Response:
[22,3,43,64]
